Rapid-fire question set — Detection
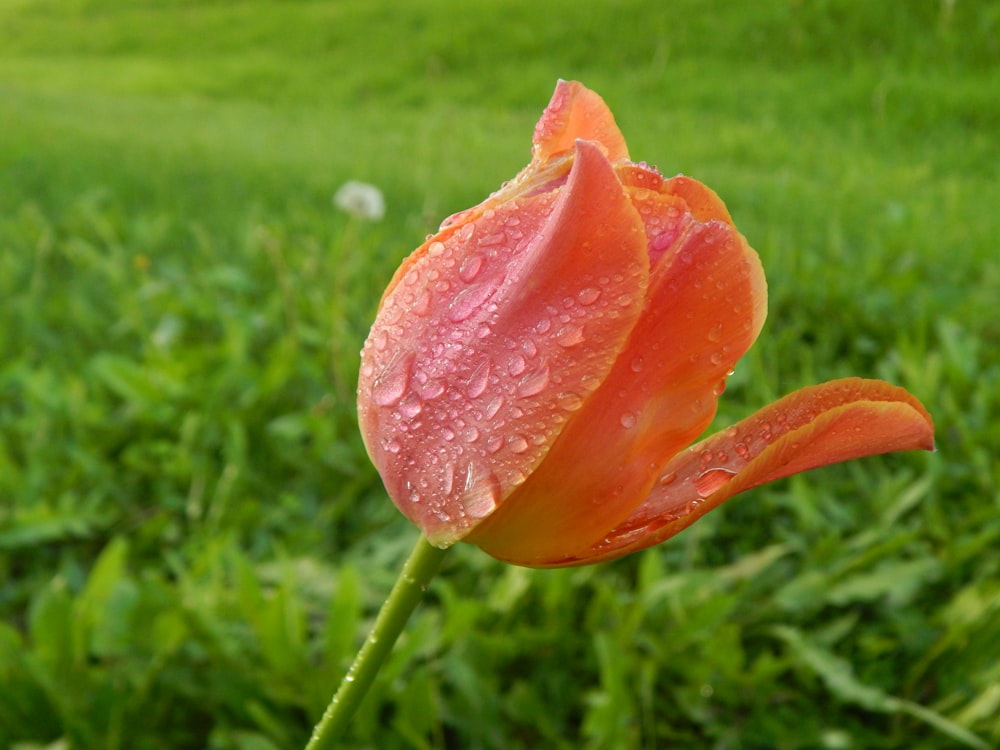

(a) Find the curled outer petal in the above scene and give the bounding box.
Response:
[551,378,935,566]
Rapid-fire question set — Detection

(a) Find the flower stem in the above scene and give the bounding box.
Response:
[305,535,449,750]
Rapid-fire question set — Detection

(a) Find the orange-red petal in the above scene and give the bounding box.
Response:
[532,80,629,162]
[554,378,935,566]
[358,140,648,546]
[469,203,767,565]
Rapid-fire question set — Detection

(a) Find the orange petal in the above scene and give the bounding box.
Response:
[556,378,935,566]
[616,166,734,227]
[469,209,767,565]
[358,140,647,546]
[532,80,629,162]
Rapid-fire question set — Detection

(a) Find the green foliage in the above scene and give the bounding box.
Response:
[1,0,998,748]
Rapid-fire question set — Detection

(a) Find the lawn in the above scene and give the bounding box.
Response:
[1,1,998,748]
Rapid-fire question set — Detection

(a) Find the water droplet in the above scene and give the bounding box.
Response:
[372,352,414,407]
[708,322,724,342]
[442,427,455,442]
[535,318,552,334]
[485,435,503,454]
[416,379,445,400]
[465,361,491,398]
[516,365,550,397]
[558,392,584,411]
[428,241,445,256]
[630,356,644,373]
[398,394,423,419]
[464,426,480,443]
[373,329,389,352]
[620,411,637,429]
[448,279,499,322]
[735,442,750,459]
[521,339,538,358]
[484,395,504,419]
[386,439,401,454]
[508,435,529,453]
[413,290,432,317]
[459,254,484,282]
[659,472,677,486]
[577,287,601,306]
[462,463,500,519]
[556,325,585,347]
[694,468,737,498]
[507,354,527,376]
[713,378,727,396]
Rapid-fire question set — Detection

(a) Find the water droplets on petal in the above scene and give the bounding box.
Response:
[556,325,585,347]
[508,434,529,454]
[372,351,415,407]
[459,254,484,282]
[516,365,550,398]
[694,468,737,498]
[448,277,500,322]
[465,361,491,398]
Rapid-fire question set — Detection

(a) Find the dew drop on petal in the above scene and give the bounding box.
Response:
[620,411,637,429]
[708,322,724,342]
[448,279,499,322]
[413,291,432,317]
[556,325,585,347]
[577,287,602,306]
[507,354,527,376]
[659,472,677,487]
[694,468,737,498]
[465,361,491,398]
[398,393,423,419]
[462,463,501,519]
[373,352,414,407]
[558,392,584,411]
[508,435,529,454]
[459,254,484,282]
[516,365,550,397]
[484,395,504,419]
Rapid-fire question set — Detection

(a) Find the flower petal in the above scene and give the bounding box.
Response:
[469,205,766,565]
[558,378,935,566]
[358,140,648,546]
[532,80,629,162]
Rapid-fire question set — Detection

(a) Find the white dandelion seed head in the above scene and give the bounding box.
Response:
[334,180,386,221]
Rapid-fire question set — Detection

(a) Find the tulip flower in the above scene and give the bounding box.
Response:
[356,80,933,568]
[308,80,937,750]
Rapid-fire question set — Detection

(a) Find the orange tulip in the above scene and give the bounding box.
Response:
[357,80,934,567]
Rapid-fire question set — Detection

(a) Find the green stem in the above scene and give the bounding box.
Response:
[305,535,449,750]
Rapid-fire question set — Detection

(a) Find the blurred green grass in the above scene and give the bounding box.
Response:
[1,1,998,748]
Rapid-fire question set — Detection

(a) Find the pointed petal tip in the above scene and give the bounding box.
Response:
[533,80,629,162]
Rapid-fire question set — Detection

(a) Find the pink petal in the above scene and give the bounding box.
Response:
[469,203,766,565]
[555,378,935,566]
[358,140,648,546]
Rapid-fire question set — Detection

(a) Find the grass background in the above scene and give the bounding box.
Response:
[1,1,998,748]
